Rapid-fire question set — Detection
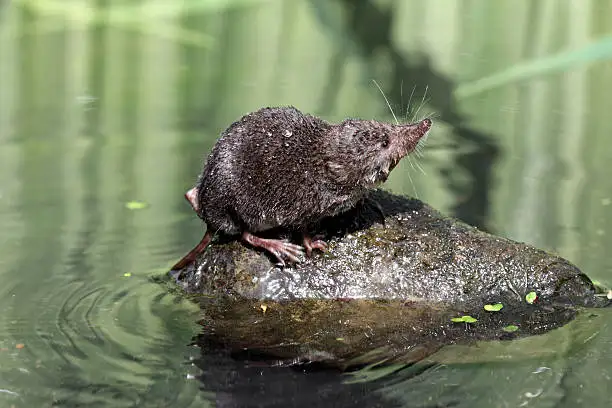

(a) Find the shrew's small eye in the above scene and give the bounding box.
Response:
[381,138,389,148]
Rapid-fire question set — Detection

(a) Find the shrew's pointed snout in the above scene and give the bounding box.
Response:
[391,118,432,157]
[405,118,431,138]
[419,118,432,133]
[398,117,432,142]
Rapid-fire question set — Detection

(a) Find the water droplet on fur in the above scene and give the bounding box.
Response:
[284,130,292,137]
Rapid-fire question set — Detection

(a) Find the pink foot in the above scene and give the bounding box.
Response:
[303,235,328,257]
[242,232,304,266]
[171,231,212,271]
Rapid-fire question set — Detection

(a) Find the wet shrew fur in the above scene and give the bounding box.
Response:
[172,106,431,269]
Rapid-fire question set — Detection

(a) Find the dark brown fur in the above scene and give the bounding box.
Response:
[173,106,431,268]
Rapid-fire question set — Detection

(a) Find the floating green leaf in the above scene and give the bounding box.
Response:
[484,303,503,312]
[125,200,148,210]
[525,292,537,304]
[451,315,478,323]
[502,325,519,333]
[123,272,132,277]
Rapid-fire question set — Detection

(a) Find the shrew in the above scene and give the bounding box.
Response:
[172,106,431,269]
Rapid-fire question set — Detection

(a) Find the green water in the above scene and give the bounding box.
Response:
[1,0,611,406]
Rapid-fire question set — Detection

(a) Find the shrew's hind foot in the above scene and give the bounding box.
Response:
[242,232,304,266]
[303,235,328,257]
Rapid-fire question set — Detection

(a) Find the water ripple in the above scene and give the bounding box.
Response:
[0,271,203,406]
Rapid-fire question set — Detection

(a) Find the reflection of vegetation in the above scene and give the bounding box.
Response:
[16,0,270,20]
[456,35,612,98]
[15,0,612,95]
[12,0,271,47]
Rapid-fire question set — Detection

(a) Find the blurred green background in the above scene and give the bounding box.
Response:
[1,0,611,406]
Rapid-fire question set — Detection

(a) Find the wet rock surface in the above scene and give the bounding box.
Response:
[170,190,609,368]
[172,190,600,305]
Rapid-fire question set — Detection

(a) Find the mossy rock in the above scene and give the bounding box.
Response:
[170,190,609,368]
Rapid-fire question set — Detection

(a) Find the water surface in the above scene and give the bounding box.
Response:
[1,1,611,406]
